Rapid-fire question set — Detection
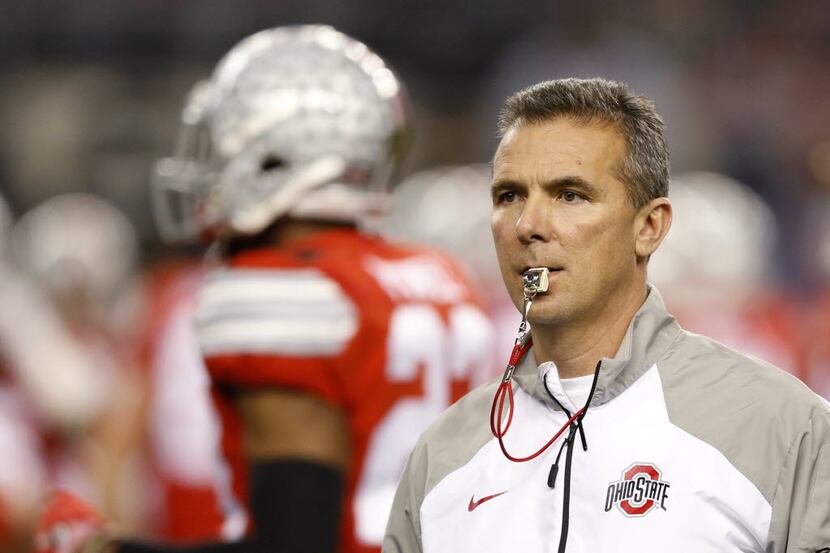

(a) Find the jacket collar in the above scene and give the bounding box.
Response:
[512,285,681,410]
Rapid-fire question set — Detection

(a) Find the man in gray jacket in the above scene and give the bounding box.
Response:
[383,78,830,553]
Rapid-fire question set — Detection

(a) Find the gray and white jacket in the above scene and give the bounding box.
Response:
[383,288,830,553]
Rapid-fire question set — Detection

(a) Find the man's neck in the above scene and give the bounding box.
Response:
[530,280,648,379]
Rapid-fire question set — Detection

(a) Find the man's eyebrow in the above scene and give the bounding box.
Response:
[544,175,599,194]
[490,178,522,190]
[491,175,599,193]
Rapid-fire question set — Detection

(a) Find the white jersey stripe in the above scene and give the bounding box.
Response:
[200,268,349,309]
[203,268,330,283]
[197,301,355,323]
[196,267,358,357]
[199,316,358,356]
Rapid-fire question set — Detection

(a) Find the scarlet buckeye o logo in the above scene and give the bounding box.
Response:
[604,462,670,517]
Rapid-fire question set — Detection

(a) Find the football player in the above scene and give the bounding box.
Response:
[12,194,147,528]
[0,193,48,553]
[649,171,805,379]
[39,25,494,553]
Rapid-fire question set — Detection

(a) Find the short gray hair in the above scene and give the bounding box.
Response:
[498,78,669,208]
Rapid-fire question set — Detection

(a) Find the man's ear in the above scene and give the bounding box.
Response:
[634,197,672,260]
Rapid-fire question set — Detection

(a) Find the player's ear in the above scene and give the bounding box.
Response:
[634,197,672,261]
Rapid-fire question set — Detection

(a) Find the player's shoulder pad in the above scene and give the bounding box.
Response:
[195,265,358,357]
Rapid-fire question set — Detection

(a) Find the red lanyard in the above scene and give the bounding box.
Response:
[489,337,586,462]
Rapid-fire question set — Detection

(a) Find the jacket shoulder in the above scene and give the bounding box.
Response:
[658,329,830,503]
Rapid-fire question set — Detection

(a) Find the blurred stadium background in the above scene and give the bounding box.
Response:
[0,1,829,551]
[2,1,829,267]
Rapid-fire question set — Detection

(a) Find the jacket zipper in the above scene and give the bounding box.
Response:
[543,361,602,553]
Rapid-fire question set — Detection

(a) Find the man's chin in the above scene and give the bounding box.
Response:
[527,301,573,326]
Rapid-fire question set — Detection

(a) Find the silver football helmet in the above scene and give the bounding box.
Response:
[11,193,139,307]
[381,164,501,288]
[153,25,410,243]
[649,171,778,298]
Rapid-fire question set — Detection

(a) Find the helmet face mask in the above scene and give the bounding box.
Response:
[152,155,213,243]
[152,80,219,243]
[153,25,410,244]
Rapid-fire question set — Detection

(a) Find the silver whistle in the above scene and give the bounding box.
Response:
[515,267,550,344]
[522,267,550,299]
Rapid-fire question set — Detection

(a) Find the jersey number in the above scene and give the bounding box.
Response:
[353,303,492,544]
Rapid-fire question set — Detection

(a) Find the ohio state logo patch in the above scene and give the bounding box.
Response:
[604,463,670,517]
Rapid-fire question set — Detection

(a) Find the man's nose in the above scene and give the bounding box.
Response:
[515,195,551,244]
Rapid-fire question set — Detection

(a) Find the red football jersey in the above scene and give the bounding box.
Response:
[197,228,494,553]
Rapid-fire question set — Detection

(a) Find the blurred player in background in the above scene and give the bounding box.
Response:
[39,24,494,553]
[0,193,48,553]
[0,193,149,553]
[649,171,805,379]
[11,194,148,527]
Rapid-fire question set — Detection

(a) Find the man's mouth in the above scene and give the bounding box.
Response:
[518,266,563,276]
[518,267,563,297]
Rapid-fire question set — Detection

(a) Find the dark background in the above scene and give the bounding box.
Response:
[1,0,829,285]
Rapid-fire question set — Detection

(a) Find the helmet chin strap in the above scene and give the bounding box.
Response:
[489,267,588,463]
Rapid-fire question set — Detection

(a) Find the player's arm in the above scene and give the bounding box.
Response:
[104,389,349,553]
[40,393,348,553]
[233,387,350,551]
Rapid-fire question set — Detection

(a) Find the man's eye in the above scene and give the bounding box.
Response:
[561,190,582,203]
[498,191,517,204]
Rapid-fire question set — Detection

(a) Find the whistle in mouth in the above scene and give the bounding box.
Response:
[522,267,550,297]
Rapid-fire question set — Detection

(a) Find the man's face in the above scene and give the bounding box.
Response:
[491,117,642,325]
